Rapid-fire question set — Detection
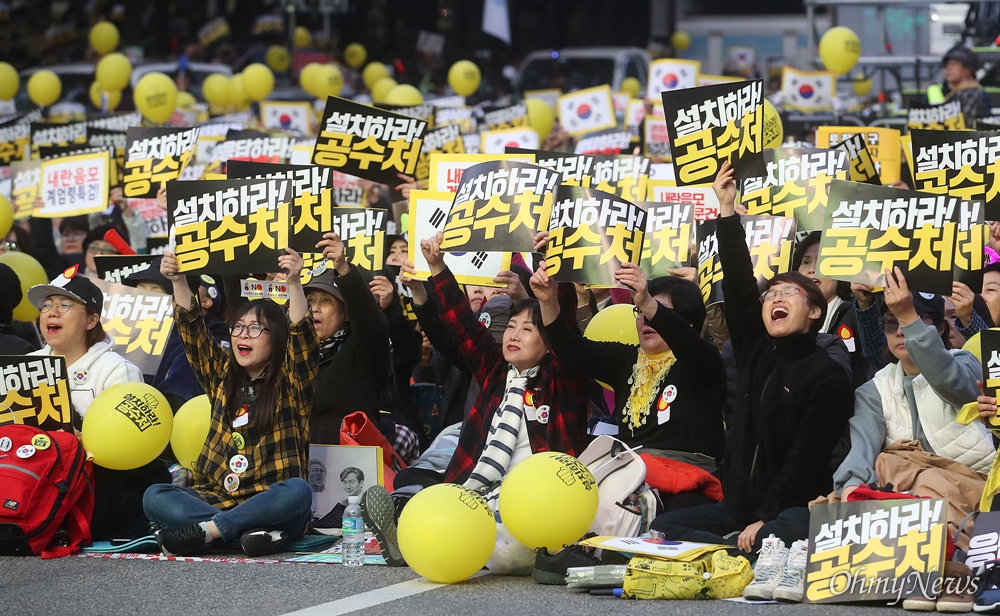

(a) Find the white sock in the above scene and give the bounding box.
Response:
[197,521,214,544]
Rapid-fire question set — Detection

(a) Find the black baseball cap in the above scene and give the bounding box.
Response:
[302,270,344,304]
[881,291,945,322]
[122,256,171,292]
[943,45,979,72]
[27,265,104,314]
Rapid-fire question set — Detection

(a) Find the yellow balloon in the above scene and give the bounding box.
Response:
[398,484,496,583]
[0,61,18,100]
[819,26,861,75]
[853,72,873,97]
[299,62,323,97]
[499,452,599,551]
[242,63,275,102]
[1,251,46,322]
[202,73,230,107]
[0,193,11,237]
[362,62,390,90]
[385,84,423,107]
[620,76,641,98]
[312,64,344,100]
[448,60,481,97]
[27,70,62,107]
[90,20,120,55]
[177,91,197,108]
[96,52,131,92]
[82,383,173,470]
[228,73,250,110]
[762,99,783,149]
[266,45,291,73]
[344,43,367,69]
[371,77,397,104]
[525,97,554,140]
[89,81,121,110]
[584,303,640,346]
[294,26,311,49]
[133,71,178,123]
[963,331,986,363]
[170,394,212,470]
[672,31,692,52]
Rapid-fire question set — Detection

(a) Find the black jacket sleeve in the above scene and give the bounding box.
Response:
[716,214,767,362]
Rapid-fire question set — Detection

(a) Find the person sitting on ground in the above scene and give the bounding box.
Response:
[143,246,318,557]
[651,160,854,557]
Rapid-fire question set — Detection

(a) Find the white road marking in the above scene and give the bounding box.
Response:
[282,571,489,615]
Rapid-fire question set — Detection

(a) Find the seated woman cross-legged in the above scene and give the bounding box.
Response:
[142,245,320,557]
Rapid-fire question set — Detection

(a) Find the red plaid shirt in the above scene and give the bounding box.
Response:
[431,268,592,484]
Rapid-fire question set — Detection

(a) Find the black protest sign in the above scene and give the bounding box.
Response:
[662,79,765,186]
[89,127,128,179]
[416,122,465,182]
[211,129,295,168]
[911,129,1000,220]
[908,101,965,131]
[440,160,561,253]
[805,499,946,603]
[87,111,143,132]
[0,113,34,164]
[639,201,695,278]
[317,207,388,271]
[816,180,977,295]
[575,130,632,156]
[591,154,651,204]
[30,121,88,154]
[981,329,1000,401]
[312,96,427,186]
[0,355,72,431]
[506,147,596,187]
[740,147,850,232]
[167,177,292,274]
[545,185,646,287]
[91,278,175,377]
[696,215,797,306]
[482,103,528,130]
[837,133,881,185]
[378,102,436,126]
[124,127,200,198]
[95,255,157,284]
[965,511,1000,570]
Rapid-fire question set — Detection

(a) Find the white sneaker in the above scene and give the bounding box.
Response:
[744,534,789,601]
[772,539,808,602]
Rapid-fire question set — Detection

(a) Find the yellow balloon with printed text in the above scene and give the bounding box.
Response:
[762,99,783,149]
[819,26,861,75]
[448,60,481,97]
[83,383,173,470]
[133,72,178,123]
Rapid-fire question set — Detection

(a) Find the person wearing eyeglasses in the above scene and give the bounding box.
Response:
[143,246,319,558]
[649,161,854,560]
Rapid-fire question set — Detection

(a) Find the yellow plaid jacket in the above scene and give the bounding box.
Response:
[175,301,319,509]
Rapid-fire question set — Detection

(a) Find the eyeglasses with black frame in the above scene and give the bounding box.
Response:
[881,315,936,334]
[759,287,805,303]
[40,299,78,314]
[229,323,270,338]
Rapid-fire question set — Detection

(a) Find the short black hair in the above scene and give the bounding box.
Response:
[791,231,851,301]
[509,298,548,346]
[647,276,706,330]
[765,271,828,333]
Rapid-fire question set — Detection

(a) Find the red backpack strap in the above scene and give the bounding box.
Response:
[41,462,94,560]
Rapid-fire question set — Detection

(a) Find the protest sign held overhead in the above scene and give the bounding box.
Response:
[10,159,41,219]
[407,189,511,285]
[167,177,292,274]
[439,160,560,253]
[91,278,175,377]
[211,129,296,168]
[331,171,366,207]
[805,499,947,604]
[643,104,671,160]
[591,154,651,204]
[836,133,881,185]
[781,68,835,112]
[911,129,1000,220]
[427,153,536,194]
[95,255,157,284]
[638,201,695,278]
[558,85,617,137]
[816,180,978,295]
[416,122,465,181]
[816,126,901,185]
[647,182,720,221]
[35,150,110,218]
[482,103,528,130]
[481,127,538,154]
[313,96,427,186]
[662,79,765,186]
[981,329,1000,401]
[697,215,797,305]
[259,101,315,136]
[740,147,850,231]
[0,356,72,431]
[908,100,965,131]
[300,206,388,271]
[545,185,646,287]
[124,126,200,198]
[647,58,700,101]
[0,113,36,165]
[31,120,87,155]
[574,130,631,155]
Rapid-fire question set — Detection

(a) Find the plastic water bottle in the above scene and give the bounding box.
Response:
[342,495,365,567]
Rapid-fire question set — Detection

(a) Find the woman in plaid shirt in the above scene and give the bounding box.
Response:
[143,244,320,557]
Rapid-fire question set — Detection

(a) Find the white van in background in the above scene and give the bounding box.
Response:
[513,47,650,94]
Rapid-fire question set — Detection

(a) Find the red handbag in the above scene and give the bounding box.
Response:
[339,411,406,488]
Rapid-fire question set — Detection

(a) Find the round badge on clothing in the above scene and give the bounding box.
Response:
[31,434,51,450]
[16,445,36,459]
[536,404,550,424]
[229,454,249,474]
[664,384,678,403]
[0,436,12,452]
[223,473,240,493]
[232,432,245,450]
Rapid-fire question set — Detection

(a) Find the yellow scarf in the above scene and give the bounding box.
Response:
[623,349,677,432]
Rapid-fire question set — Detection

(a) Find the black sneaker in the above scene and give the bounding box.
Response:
[975,559,1000,613]
[532,544,601,585]
[314,503,346,531]
[361,485,406,567]
[155,524,208,556]
[239,530,290,557]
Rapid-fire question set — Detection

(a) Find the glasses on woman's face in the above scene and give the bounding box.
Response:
[229,322,270,338]
[759,287,805,303]
[881,315,936,334]
[40,299,78,314]
[1,240,17,252]
[87,242,118,255]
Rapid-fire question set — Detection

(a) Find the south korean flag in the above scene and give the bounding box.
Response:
[260,101,313,136]
[781,68,835,112]
[481,127,538,154]
[409,190,508,282]
[647,59,700,101]
[559,85,616,137]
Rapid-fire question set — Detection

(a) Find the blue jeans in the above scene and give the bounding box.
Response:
[142,478,313,543]
[650,500,810,554]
